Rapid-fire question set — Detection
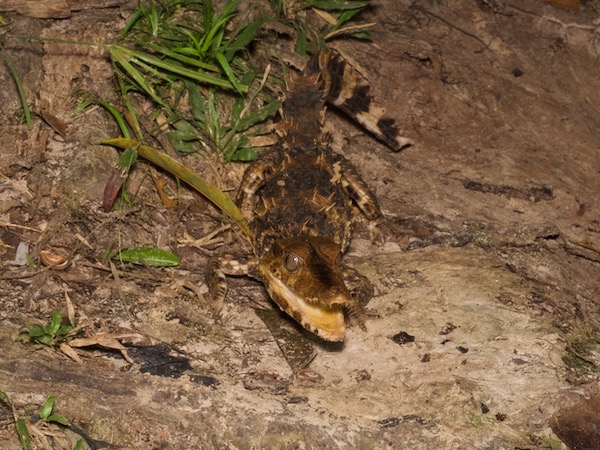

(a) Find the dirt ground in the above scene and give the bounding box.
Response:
[1,1,600,449]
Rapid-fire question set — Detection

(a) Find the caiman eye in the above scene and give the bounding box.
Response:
[284,254,301,272]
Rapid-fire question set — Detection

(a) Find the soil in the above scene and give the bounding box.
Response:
[1,1,600,449]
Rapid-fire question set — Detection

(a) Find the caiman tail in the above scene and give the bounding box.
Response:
[282,50,413,151]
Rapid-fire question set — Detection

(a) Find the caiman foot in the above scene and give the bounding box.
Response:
[343,265,378,331]
[205,255,255,315]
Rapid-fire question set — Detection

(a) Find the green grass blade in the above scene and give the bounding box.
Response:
[16,418,31,450]
[100,138,251,240]
[120,8,142,37]
[115,247,181,267]
[306,0,370,10]
[223,20,262,60]
[215,51,244,93]
[201,0,240,54]
[96,100,131,139]
[327,8,361,32]
[46,413,70,426]
[0,44,32,128]
[143,42,220,72]
[110,46,165,105]
[114,45,241,91]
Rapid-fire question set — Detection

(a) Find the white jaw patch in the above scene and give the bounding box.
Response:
[259,265,346,342]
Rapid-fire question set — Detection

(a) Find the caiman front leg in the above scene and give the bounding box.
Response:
[206,255,259,312]
[337,159,380,220]
[338,160,385,245]
[236,151,282,221]
[342,265,376,331]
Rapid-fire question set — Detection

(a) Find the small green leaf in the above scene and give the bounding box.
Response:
[37,335,54,346]
[27,325,47,338]
[169,139,199,154]
[223,136,243,161]
[185,82,207,121]
[327,8,361,31]
[57,324,73,336]
[166,130,199,142]
[229,147,257,162]
[73,439,84,450]
[47,413,70,426]
[115,247,181,267]
[235,99,280,132]
[49,310,63,335]
[223,20,262,60]
[172,119,198,133]
[295,25,308,55]
[16,418,31,450]
[39,396,55,420]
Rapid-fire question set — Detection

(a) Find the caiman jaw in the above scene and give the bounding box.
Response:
[259,264,347,342]
[257,236,355,342]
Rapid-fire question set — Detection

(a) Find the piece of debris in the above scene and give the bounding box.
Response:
[463,180,554,202]
[128,344,192,378]
[550,395,600,450]
[440,322,457,335]
[391,331,416,345]
[243,371,290,395]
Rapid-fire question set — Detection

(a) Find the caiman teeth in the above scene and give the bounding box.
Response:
[260,266,346,342]
[305,296,352,307]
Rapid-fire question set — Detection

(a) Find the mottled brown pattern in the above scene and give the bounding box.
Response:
[210,51,403,341]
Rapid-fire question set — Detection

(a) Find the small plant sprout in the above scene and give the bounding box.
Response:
[39,396,70,426]
[1,390,85,450]
[26,309,77,348]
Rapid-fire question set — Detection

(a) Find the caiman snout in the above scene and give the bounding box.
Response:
[321,286,353,307]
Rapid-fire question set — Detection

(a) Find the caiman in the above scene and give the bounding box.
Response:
[207,50,410,342]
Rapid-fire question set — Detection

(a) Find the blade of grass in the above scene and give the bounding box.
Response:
[110,47,165,105]
[100,137,251,240]
[96,100,131,139]
[142,42,220,72]
[223,20,262,60]
[16,418,31,450]
[307,1,370,10]
[120,7,143,37]
[110,45,242,92]
[200,0,240,54]
[215,51,244,93]
[0,44,32,128]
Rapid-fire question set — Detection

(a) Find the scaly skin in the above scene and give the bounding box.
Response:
[207,50,406,341]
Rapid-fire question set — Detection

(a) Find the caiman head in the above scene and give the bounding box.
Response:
[258,236,353,342]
